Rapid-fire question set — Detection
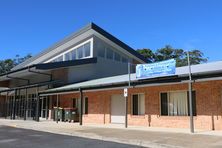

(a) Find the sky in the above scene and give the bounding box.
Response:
[0,0,222,61]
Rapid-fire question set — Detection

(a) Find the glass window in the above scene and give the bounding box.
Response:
[77,46,84,59]
[160,91,196,116]
[54,56,63,62]
[98,47,105,58]
[83,97,88,114]
[106,48,113,60]
[122,57,128,63]
[114,52,121,61]
[84,42,91,57]
[65,52,71,61]
[71,50,77,60]
[132,94,145,115]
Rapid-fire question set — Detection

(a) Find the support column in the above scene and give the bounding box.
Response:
[18,89,21,119]
[5,92,8,119]
[79,88,83,126]
[56,94,59,123]
[125,96,128,128]
[12,89,17,120]
[24,88,28,120]
[187,51,194,133]
[35,87,40,122]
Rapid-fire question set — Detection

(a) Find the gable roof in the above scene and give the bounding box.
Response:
[13,22,147,70]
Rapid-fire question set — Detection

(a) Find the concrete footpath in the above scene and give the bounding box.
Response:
[0,119,222,148]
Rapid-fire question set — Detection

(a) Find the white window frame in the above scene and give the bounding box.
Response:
[131,93,145,115]
[83,96,88,115]
[45,38,93,63]
[160,90,189,116]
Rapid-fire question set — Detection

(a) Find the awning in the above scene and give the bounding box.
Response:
[0,58,97,82]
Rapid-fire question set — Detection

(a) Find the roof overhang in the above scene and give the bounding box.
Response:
[39,69,222,96]
[0,58,97,82]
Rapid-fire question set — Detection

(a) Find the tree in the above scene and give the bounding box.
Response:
[137,45,208,67]
[0,54,32,74]
[137,48,155,62]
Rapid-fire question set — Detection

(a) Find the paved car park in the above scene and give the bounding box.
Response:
[0,119,222,148]
[0,125,141,148]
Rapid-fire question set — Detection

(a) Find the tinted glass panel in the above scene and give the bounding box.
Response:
[187,91,196,116]
[132,95,139,115]
[65,52,70,61]
[114,52,121,61]
[77,46,83,59]
[161,93,168,115]
[122,57,128,63]
[98,48,105,57]
[84,42,91,57]
[106,48,113,59]
[71,50,77,60]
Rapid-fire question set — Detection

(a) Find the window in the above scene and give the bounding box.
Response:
[77,46,84,59]
[132,94,145,115]
[114,52,121,61]
[83,97,88,114]
[160,91,196,116]
[106,48,113,60]
[54,56,63,62]
[84,42,91,57]
[122,57,128,63]
[65,52,71,61]
[47,40,92,63]
[71,50,77,60]
[97,47,105,58]
[72,98,76,108]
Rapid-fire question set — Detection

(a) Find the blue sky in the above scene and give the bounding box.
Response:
[0,0,222,61]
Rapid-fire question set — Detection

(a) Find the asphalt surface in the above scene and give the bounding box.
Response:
[0,126,142,148]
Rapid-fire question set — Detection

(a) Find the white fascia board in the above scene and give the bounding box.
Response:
[44,38,93,63]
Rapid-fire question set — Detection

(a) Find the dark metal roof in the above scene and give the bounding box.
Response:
[13,23,147,70]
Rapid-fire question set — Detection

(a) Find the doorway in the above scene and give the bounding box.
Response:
[111,94,125,124]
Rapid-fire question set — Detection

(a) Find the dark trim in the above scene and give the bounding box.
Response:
[35,58,97,70]
[0,80,63,93]
[6,75,30,84]
[0,58,97,78]
[0,65,36,77]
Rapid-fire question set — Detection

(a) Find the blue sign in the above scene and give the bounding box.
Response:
[136,59,176,79]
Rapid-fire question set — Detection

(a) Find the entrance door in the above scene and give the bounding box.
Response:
[111,94,125,124]
[39,97,48,119]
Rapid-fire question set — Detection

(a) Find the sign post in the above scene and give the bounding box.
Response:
[124,88,128,128]
[187,51,194,133]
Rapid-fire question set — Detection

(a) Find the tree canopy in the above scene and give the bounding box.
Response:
[0,54,32,75]
[137,45,208,67]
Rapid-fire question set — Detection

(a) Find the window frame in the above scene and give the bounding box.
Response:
[159,90,196,116]
[131,93,145,116]
[45,38,93,63]
[83,97,88,115]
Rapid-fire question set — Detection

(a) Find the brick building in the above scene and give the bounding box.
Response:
[0,23,222,131]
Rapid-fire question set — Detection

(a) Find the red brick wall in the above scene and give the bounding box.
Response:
[58,80,222,130]
[0,81,9,87]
